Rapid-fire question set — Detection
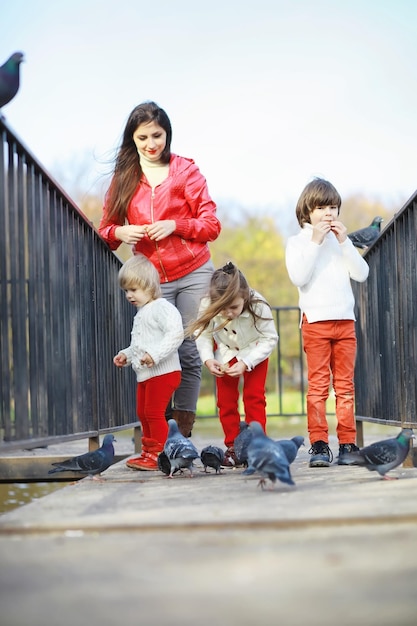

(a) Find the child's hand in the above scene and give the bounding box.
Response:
[224,360,248,377]
[205,359,225,377]
[330,220,347,243]
[311,221,332,245]
[140,353,155,367]
[113,352,127,367]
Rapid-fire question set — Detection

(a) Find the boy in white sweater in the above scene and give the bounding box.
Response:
[285,178,369,467]
[113,255,184,470]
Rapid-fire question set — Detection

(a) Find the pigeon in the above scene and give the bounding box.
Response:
[0,52,24,109]
[276,436,305,464]
[48,434,116,480]
[200,445,224,473]
[341,428,414,479]
[233,421,253,467]
[242,422,295,490]
[163,419,199,478]
[158,450,179,476]
[347,216,383,249]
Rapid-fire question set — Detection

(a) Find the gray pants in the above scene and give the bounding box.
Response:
[161,259,214,412]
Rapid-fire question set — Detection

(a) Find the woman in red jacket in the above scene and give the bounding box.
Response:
[99,101,221,447]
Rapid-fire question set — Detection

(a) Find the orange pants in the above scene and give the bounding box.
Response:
[216,357,268,447]
[302,317,357,445]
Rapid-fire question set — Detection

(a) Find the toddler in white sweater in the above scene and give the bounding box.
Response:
[113,254,183,471]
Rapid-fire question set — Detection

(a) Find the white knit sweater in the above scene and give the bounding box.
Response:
[285,224,369,324]
[119,298,183,382]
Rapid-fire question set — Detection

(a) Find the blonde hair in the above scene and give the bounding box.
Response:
[118,254,161,299]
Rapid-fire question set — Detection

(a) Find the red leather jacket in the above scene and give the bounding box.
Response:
[99,154,221,282]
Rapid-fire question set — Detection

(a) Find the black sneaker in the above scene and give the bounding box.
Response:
[309,441,333,467]
[337,443,360,465]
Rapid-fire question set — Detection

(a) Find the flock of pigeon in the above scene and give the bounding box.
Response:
[48,423,414,490]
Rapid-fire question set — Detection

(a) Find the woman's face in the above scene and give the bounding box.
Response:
[133,121,167,162]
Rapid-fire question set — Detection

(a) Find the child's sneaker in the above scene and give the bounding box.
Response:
[309,441,333,467]
[337,443,360,465]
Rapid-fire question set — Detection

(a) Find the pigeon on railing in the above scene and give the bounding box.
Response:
[347,216,383,249]
[0,52,24,109]
[341,428,414,479]
[48,434,116,480]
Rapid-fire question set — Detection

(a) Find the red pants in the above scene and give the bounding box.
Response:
[302,317,357,445]
[136,371,181,444]
[216,357,269,447]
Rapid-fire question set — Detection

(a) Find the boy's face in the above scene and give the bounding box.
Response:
[309,205,339,226]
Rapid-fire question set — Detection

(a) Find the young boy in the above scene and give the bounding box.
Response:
[285,178,369,467]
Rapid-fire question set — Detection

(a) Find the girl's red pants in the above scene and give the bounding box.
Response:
[216,357,269,447]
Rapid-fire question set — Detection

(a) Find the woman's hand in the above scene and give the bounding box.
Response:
[115,224,148,244]
[146,220,176,241]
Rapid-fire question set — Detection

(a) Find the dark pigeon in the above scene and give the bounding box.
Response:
[164,419,199,478]
[48,434,116,480]
[276,436,305,464]
[347,216,383,249]
[200,445,224,473]
[234,421,253,466]
[242,422,295,490]
[0,52,24,109]
[341,428,414,479]
[158,450,179,476]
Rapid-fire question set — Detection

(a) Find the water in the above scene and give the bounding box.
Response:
[0,482,64,514]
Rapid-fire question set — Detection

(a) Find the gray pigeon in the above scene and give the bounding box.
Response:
[164,419,199,478]
[0,52,24,109]
[341,428,414,479]
[48,434,116,480]
[243,422,295,489]
[276,436,305,464]
[200,445,224,473]
[347,216,383,249]
[233,421,253,466]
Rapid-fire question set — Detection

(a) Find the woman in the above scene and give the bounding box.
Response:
[99,101,221,437]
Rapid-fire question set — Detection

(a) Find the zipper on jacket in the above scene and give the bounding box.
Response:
[150,188,169,282]
[181,238,196,259]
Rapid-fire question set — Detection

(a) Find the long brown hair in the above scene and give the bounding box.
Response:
[103,101,172,225]
[188,262,272,337]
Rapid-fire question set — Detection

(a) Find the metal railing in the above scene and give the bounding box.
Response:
[1,118,137,451]
[353,190,417,429]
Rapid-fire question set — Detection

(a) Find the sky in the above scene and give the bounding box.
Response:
[2,0,417,220]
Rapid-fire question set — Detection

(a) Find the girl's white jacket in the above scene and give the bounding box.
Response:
[195,292,278,371]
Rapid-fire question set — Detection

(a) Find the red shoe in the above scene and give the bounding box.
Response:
[221,446,241,468]
[128,453,159,471]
